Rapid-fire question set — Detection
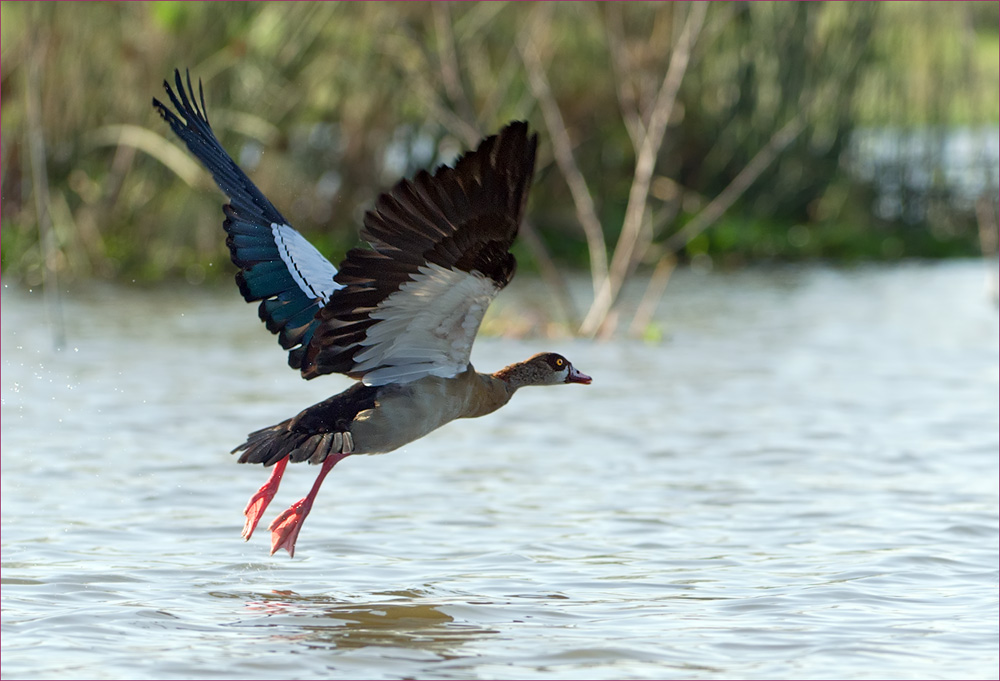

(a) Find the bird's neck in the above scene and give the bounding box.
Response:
[492,360,541,391]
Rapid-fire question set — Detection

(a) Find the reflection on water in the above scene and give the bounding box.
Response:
[2,262,998,680]
[225,589,492,655]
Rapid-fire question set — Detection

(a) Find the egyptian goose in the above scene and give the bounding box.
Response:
[153,71,591,557]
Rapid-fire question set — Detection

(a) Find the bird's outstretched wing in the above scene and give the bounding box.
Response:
[297,121,538,385]
[153,70,341,369]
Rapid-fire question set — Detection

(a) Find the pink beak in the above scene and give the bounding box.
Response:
[566,366,592,385]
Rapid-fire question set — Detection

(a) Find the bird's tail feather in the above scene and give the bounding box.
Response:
[233,421,349,466]
[232,383,376,466]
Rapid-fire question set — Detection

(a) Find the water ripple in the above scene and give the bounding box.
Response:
[3,263,998,679]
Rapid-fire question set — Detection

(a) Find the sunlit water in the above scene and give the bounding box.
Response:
[2,262,998,680]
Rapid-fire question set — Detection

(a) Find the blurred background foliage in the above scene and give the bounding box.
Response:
[2,2,997,319]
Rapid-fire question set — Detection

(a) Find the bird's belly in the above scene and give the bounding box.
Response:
[347,377,470,455]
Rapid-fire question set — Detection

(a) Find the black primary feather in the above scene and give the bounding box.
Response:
[153,69,336,372]
[299,121,538,380]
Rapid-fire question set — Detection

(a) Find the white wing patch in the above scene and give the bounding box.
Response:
[353,263,501,386]
[271,222,343,303]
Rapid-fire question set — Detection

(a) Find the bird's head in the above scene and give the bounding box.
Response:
[495,352,592,388]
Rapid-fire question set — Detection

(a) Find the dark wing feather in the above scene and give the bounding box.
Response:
[296,122,538,384]
[152,69,341,370]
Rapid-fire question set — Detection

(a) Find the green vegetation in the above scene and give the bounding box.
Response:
[2,3,996,326]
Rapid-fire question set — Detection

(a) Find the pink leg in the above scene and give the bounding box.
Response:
[268,453,350,557]
[242,457,288,541]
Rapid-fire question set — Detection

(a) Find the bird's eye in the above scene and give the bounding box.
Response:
[554,357,565,368]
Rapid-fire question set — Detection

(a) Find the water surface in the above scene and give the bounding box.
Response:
[2,262,998,679]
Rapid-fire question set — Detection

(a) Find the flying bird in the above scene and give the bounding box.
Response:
[153,70,591,557]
